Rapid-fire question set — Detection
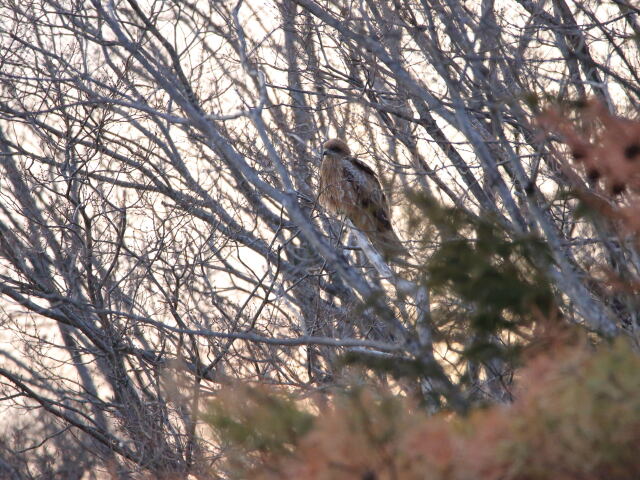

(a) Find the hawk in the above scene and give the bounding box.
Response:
[319,138,409,261]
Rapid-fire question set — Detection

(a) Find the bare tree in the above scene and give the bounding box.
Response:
[0,0,638,476]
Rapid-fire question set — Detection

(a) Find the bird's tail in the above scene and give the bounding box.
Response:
[371,227,411,263]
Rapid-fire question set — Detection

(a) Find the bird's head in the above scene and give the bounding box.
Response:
[322,138,351,158]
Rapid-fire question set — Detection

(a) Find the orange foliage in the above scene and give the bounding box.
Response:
[538,99,640,294]
[538,99,640,196]
[216,337,640,480]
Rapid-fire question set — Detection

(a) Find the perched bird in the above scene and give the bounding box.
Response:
[319,138,409,261]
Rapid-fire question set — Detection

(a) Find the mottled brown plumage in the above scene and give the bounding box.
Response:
[319,139,408,261]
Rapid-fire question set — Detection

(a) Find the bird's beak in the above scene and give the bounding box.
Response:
[322,150,328,157]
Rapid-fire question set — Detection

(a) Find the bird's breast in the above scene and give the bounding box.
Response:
[319,158,355,213]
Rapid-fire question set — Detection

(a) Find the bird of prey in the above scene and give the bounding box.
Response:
[319,138,408,261]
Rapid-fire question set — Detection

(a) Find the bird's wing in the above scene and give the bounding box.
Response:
[342,157,393,233]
